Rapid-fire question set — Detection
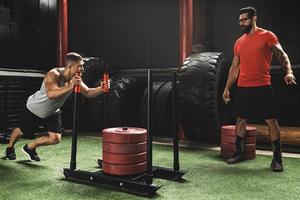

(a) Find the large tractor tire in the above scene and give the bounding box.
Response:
[178,52,230,142]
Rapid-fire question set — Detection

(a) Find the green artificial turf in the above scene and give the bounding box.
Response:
[1,135,300,200]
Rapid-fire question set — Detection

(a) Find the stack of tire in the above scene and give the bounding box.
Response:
[82,58,147,130]
[106,74,147,128]
[220,125,256,160]
[140,82,173,137]
[177,52,230,142]
[90,75,146,129]
[102,127,147,175]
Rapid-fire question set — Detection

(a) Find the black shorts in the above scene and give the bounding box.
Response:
[19,107,62,138]
[234,85,278,119]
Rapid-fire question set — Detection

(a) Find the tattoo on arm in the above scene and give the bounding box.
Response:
[272,44,293,73]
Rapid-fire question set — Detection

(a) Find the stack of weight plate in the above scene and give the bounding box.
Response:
[102,127,147,176]
[220,125,257,160]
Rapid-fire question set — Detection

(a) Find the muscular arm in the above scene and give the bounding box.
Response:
[45,70,74,99]
[80,82,103,98]
[272,44,296,85]
[223,56,240,104]
[271,44,293,74]
[223,56,240,103]
[225,55,240,90]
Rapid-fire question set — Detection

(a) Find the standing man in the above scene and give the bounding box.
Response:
[223,7,296,172]
[3,52,104,162]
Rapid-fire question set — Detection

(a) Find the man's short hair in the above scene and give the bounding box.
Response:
[65,52,83,66]
[239,6,257,18]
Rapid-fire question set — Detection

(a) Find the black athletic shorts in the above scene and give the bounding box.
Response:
[234,85,278,119]
[19,107,62,138]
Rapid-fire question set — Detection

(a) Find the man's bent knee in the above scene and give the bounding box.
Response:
[49,132,61,144]
[13,128,24,136]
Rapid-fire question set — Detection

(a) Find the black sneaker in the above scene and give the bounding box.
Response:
[270,159,283,172]
[22,144,41,162]
[2,147,16,160]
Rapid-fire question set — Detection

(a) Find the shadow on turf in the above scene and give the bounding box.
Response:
[58,177,162,198]
[0,162,23,180]
[0,163,15,174]
[16,160,47,169]
[198,154,276,176]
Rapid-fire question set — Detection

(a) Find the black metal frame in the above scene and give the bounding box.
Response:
[62,69,186,197]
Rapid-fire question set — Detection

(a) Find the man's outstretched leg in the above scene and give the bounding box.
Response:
[22,132,61,162]
[266,119,283,172]
[3,128,24,160]
[227,118,247,164]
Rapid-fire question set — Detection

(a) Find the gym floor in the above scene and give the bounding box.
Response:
[1,133,300,200]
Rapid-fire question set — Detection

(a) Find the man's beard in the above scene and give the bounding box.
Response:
[241,24,252,34]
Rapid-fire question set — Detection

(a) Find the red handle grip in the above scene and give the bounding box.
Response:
[74,72,81,93]
[102,72,109,93]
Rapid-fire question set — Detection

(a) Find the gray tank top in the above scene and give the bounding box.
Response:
[26,68,72,119]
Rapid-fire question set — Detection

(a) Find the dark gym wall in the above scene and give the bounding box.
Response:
[68,0,179,69]
[203,0,300,64]
[2,0,298,70]
[0,0,57,70]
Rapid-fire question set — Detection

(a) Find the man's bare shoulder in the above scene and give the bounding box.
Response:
[45,68,60,82]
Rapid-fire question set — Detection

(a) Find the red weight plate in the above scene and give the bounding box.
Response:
[102,161,147,176]
[221,125,238,136]
[246,129,257,137]
[244,143,256,152]
[220,150,235,159]
[220,143,256,152]
[103,151,146,165]
[221,125,257,136]
[221,135,256,144]
[246,136,256,144]
[244,151,256,160]
[221,149,256,160]
[221,135,235,144]
[103,141,147,154]
[102,127,147,144]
